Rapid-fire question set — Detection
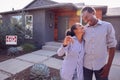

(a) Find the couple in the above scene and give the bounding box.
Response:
[57,6,117,80]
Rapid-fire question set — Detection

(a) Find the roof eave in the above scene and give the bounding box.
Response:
[0,3,76,14]
[23,0,58,9]
[103,15,120,18]
[76,5,107,15]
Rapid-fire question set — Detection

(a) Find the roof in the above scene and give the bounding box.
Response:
[106,7,120,16]
[24,0,58,9]
[0,3,74,14]
[0,0,107,15]
[0,3,83,14]
[75,5,107,15]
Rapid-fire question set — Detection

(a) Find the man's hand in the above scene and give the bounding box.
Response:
[63,36,73,46]
[100,64,110,78]
[100,47,115,78]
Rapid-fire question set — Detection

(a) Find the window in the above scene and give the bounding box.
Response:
[25,15,33,39]
[11,15,22,26]
[0,15,2,25]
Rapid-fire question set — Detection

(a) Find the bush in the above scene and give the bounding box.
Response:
[51,76,61,80]
[0,24,25,49]
[22,43,36,53]
[7,46,23,56]
[30,63,50,80]
[0,25,10,49]
[10,24,25,45]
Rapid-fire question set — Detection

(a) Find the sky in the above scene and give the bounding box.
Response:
[0,0,120,12]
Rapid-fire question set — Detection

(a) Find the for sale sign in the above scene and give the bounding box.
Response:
[6,35,17,45]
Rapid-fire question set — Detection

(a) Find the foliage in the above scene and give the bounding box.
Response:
[10,24,25,45]
[0,24,25,49]
[7,47,19,54]
[51,76,61,80]
[30,63,50,80]
[0,25,10,49]
[7,46,23,56]
[21,43,36,53]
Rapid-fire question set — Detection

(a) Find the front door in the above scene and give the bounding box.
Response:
[58,16,69,41]
[45,11,54,42]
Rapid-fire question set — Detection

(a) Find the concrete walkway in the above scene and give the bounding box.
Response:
[0,49,63,80]
[0,42,120,80]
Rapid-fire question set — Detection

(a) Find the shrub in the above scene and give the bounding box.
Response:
[0,25,10,49]
[22,43,36,53]
[10,25,25,45]
[51,76,61,80]
[30,63,50,80]
[0,24,25,49]
[7,46,23,56]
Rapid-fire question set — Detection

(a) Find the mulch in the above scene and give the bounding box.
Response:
[52,54,64,60]
[0,49,29,62]
[5,67,60,80]
[0,50,17,62]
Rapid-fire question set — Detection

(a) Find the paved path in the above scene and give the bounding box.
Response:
[0,50,62,80]
[93,50,120,80]
[0,48,120,80]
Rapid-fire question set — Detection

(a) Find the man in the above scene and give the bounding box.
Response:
[81,6,117,80]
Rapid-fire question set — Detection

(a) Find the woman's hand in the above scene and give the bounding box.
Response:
[63,36,73,47]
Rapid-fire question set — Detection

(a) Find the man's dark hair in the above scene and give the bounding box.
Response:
[81,6,96,13]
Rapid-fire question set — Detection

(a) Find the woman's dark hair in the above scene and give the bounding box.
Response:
[66,23,82,37]
[70,24,77,36]
[66,30,71,36]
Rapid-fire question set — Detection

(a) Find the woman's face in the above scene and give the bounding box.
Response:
[74,25,85,36]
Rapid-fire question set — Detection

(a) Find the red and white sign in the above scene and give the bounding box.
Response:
[6,35,17,45]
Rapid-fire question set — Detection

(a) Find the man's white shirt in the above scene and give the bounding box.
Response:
[83,20,117,70]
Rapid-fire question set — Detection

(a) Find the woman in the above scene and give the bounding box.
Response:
[57,23,85,80]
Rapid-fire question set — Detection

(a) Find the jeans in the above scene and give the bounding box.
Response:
[72,68,78,80]
[83,67,108,80]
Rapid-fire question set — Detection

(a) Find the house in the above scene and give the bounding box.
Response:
[0,15,2,24]
[0,0,107,48]
[103,7,120,49]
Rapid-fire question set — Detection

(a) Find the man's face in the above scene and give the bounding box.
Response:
[82,11,94,25]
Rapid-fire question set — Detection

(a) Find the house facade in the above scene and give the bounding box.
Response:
[0,0,107,48]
